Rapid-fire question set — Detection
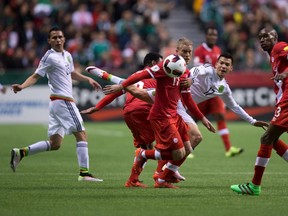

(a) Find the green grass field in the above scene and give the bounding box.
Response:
[1,122,288,216]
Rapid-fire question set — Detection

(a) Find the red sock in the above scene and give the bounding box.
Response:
[252,144,273,186]
[144,150,173,160]
[217,120,231,151]
[156,160,167,172]
[273,139,288,157]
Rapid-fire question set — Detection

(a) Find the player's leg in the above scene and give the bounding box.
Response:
[273,139,288,161]
[231,124,285,195]
[209,97,243,157]
[10,101,63,172]
[86,66,124,84]
[124,111,152,187]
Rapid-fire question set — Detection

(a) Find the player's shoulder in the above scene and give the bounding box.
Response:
[273,42,288,53]
[40,49,55,63]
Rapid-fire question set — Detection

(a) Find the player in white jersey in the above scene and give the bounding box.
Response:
[10,27,103,182]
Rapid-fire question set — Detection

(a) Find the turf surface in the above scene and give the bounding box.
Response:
[0,122,287,216]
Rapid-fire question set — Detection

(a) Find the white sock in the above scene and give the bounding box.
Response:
[76,141,89,170]
[109,76,124,85]
[27,141,51,155]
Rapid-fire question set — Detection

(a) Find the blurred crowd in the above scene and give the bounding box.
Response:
[0,0,287,76]
[0,0,175,76]
[191,0,288,71]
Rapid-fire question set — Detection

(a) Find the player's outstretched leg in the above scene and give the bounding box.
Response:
[230,182,261,195]
[10,148,23,172]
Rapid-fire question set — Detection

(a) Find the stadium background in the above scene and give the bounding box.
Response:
[1,0,287,123]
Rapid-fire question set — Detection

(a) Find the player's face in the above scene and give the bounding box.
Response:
[206,29,218,47]
[177,44,193,65]
[215,57,233,79]
[258,28,276,52]
[48,30,65,52]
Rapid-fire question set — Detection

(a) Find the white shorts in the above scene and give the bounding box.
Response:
[48,99,85,137]
[177,100,196,125]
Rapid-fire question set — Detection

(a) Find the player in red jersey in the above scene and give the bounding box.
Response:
[193,25,243,157]
[104,50,216,188]
[231,27,288,195]
[82,52,166,187]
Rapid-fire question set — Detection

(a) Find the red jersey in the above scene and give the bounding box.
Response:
[270,42,288,105]
[121,61,204,120]
[193,43,221,66]
[123,78,156,114]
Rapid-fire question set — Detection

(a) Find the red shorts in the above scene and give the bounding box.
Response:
[271,102,288,131]
[124,110,155,148]
[150,115,189,151]
[197,97,225,115]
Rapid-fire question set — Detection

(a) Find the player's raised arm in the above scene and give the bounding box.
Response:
[12,73,41,93]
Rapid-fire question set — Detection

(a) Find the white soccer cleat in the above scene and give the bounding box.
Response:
[78,173,103,182]
[85,66,107,78]
[173,170,186,181]
[10,148,22,172]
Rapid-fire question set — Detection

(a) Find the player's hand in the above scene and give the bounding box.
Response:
[0,86,7,94]
[89,78,102,91]
[253,121,269,130]
[80,107,98,114]
[201,117,216,133]
[11,84,23,93]
[180,78,192,88]
[271,73,288,81]
[103,84,123,95]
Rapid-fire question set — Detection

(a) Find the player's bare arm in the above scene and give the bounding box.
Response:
[12,73,41,93]
[271,71,288,81]
[125,85,154,104]
[180,78,192,88]
[200,116,216,133]
[80,107,98,114]
[253,121,269,130]
[71,72,102,91]
[103,84,124,94]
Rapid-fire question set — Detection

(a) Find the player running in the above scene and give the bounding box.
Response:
[231,27,288,195]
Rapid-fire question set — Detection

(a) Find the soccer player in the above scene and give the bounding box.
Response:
[103,51,216,188]
[10,27,103,182]
[231,27,288,195]
[82,52,163,187]
[193,26,243,157]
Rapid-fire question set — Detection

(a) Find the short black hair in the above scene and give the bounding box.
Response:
[143,52,163,66]
[48,27,63,38]
[204,24,217,34]
[218,52,234,64]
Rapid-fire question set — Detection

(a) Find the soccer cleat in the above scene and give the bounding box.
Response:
[187,153,195,159]
[225,146,244,157]
[10,148,22,172]
[125,180,148,188]
[173,170,186,181]
[133,148,147,174]
[230,182,261,195]
[154,180,179,189]
[152,171,180,183]
[78,173,103,182]
[85,66,108,79]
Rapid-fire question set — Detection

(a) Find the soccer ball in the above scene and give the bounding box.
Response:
[163,54,186,78]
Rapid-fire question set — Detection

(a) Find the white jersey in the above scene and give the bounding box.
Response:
[189,64,256,124]
[35,48,75,99]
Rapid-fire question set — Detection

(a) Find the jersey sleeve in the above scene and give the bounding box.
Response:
[181,92,204,120]
[95,91,124,110]
[121,69,152,88]
[220,87,256,124]
[35,58,51,77]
